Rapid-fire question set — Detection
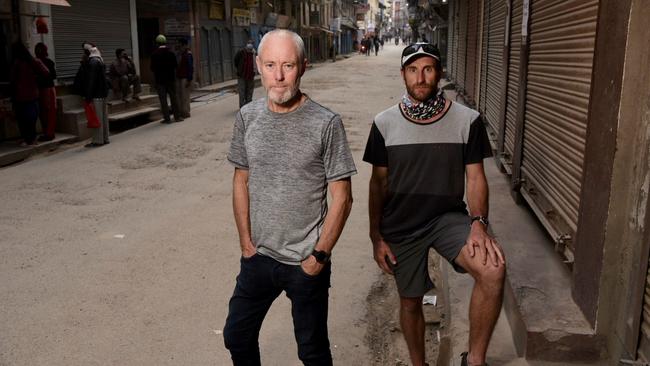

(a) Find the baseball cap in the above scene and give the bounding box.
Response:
[401,43,441,68]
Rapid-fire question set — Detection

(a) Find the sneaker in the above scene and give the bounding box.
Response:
[460,352,488,366]
[161,119,172,124]
[84,142,103,148]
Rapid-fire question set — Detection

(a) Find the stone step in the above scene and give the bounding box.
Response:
[108,106,160,122]
[106,94,158,114]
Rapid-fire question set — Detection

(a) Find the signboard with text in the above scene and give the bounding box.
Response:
[233,8,251,26]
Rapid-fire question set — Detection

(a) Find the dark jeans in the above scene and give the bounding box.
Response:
[237,78,255,108]
[14,100,39,144]
[223,253,333,366]
[155,81,180,121]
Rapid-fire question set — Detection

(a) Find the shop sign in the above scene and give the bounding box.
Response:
[164,18,190,35]
[209,0,225,20]
[233,8,251,26]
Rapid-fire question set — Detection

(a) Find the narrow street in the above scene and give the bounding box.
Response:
[0,45,426,365]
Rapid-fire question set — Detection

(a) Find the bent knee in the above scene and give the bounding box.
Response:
[400,296,423,313]
[473,261,506,285]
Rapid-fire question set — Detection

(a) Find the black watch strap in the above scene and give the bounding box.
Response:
[312,249,331,264]
[470,215,489,226]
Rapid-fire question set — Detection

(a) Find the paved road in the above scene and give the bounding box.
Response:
[0,45,408,365]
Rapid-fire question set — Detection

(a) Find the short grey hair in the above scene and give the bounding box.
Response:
[257,29,306,63]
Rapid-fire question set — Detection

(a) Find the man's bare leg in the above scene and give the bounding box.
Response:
[457,246,506,365]
[400,296,427,366]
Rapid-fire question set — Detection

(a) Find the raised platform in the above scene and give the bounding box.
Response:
[0,133,77,167]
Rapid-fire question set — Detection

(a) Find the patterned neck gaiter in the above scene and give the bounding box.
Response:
[400,92,447,121]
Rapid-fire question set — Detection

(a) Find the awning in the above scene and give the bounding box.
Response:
[25,0,71,6]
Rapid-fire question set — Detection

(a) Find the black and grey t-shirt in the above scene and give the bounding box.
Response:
[363,101,492,243]
[228,97,357,264]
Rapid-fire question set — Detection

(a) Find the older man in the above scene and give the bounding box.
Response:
[223,29,357,366]
[364,43,506,366]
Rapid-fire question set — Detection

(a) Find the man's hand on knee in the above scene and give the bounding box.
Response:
[465,225,505,267]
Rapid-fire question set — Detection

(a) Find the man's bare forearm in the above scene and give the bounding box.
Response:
[314,178,353,254]
[232,168,255,252]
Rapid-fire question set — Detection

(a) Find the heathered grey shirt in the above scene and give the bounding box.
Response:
[227,97,357,265]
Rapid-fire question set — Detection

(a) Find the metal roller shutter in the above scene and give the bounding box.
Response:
[52,0,132,80]
[464,0,480,103]
[503,0,523,165]
[484,0,507,136]
[520,0,598,250]
[456,0,468,92]
[450,0,460,84]
[639,257,650,361]
[478,0,489,114]
[447,0,456,78]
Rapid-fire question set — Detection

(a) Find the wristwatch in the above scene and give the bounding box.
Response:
[312,249,331,264]
[470,215,489,227]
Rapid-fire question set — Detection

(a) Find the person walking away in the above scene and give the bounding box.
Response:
[77,42,109,147]
[223,29,357,366]
[233,40,256,108]
[109,48,142,102]
[151,34,182,123]
[364,43,506,366]
[175,38,193,118]
[374,36,380,56]
[10,42,49,146]
[34,42,57,142]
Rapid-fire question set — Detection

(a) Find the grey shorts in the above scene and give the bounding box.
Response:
[387,212,470,298]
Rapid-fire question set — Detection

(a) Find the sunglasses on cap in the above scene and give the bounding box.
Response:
[401,43,440,67]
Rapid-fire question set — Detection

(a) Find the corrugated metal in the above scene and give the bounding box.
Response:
[465,0,480,103]
[503,0,523,163]
[446,1,456,79]
[520,0,598,244]
[639,258,650,361]
[447,0,456,78]
[456,0,468,92]
[484,0,507,135]
[52,0,132,80]
[478,0,489,113]
[450,0,460,83]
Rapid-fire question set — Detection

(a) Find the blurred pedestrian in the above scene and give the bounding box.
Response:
[176,38,193,118]
[233,39,256,108]
[34,42,57,142]
[151,34,182,123]
[76,42,109,147]
[374,36,380,56]
[10,42,49,146]
[109,48,141,101]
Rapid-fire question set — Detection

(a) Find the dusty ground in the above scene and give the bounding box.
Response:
[0,44,447,365]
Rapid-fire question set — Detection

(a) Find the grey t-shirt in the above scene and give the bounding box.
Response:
[227,97,357,264]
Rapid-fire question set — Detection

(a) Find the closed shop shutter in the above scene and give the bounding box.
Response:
[520,0,598,249]
[638,257,650,361]
[449,1,455,83]
[484,0,507,136]
[503,0,523,165]
[456,0,468,92]
[448,0,459,84]
[478,0,489,114]
[464,0,480,103]
[52,0,132,80]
